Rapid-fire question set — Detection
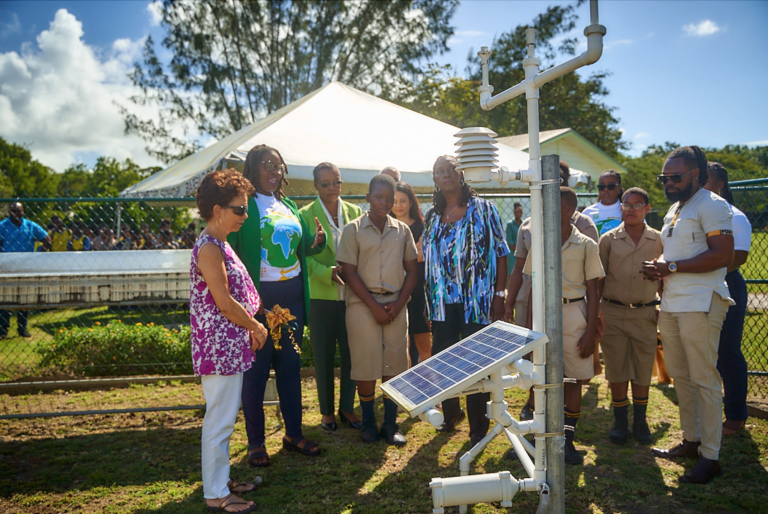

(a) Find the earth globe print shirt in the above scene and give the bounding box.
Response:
[254,193,303,282]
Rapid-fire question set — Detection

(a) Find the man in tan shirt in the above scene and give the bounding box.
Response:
[524,187,604,465]
[337,174,418,447]
[598,187,663,446]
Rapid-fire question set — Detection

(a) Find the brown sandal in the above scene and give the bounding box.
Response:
[227,479,256,494]
[207,493,257,513]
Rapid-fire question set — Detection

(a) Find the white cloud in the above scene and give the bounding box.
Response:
[0,9,163,172]
[745,139,768,146]
[1,12,21,37]
[605,39,633,50]
[147,1,164,27]
[634,132,651,140]
[683,20,722,37]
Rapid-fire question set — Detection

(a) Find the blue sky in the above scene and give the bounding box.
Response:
[1,0,766,172]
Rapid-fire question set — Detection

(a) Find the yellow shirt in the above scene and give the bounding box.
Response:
[51,229,70,252]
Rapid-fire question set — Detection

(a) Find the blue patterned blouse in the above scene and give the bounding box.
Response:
[423,197,509,324]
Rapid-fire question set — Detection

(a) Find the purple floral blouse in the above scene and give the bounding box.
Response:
[190,235,261,376]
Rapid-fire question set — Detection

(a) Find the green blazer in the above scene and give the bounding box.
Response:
[299,199,363,301]
[227,195,325,320]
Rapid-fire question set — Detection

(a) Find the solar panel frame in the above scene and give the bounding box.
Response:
[381,321,547,417]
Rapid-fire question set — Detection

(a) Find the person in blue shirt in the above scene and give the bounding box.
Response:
[0,202,50,338]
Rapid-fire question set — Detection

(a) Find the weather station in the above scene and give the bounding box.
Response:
[380,1,607,513]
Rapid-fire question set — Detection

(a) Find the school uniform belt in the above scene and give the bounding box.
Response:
[562,297,585,305]
[603,298,660,309]
[369,290,396,297]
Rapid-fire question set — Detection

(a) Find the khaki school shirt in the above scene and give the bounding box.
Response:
[514,211,598,260]
[524,226,605,299]
[598,223,663,305]
[660,188,734,313]
[336,211,418,306]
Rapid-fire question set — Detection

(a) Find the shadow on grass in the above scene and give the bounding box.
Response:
[0,425,202,499]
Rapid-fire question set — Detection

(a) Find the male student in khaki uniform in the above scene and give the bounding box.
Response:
[598,187,663,445]
[505,162,599,422]
[524,187,604,465]
[337,174,418,447]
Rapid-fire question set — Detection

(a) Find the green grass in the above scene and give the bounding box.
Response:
[0,376,766,513]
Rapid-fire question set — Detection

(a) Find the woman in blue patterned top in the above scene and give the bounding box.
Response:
[423,155,509,447]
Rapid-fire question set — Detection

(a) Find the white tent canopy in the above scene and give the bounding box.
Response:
[122,82,530,197]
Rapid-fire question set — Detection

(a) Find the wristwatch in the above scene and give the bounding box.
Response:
[494,290,507,299]
[668,261,678,273]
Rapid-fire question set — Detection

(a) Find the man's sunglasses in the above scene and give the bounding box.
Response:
[223,205,248,216]
[262,161,285,173]
[657,168,694,185]
[318,180,343,189]
[597,183,619,191]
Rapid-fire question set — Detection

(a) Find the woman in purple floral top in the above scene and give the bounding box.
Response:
[191,169,268,514]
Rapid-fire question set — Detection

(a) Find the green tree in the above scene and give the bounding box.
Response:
[0,137,59,197]
[399,3,627,158]
[58,158,161,197]
[122,0,458,164]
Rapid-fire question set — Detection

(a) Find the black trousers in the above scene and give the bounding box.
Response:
[431,303,490,441]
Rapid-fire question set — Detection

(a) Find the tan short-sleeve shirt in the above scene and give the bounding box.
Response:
[524,226,604,298]
[336,211,417,304]
[515,212,598,261]
[599,223,663,305]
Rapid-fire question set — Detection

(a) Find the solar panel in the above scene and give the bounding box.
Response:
[381,321,548,417]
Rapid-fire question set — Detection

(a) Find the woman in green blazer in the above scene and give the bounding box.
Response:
[299,162,363,432]
[228,145,326,466]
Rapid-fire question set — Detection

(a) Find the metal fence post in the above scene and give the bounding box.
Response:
[542,154,565,514]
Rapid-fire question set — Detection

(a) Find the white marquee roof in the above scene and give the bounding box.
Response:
[122,81,530,197]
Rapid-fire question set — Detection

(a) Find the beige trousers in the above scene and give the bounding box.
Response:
[658,293,729,460]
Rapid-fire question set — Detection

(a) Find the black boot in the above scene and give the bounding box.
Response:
[610,417,629,444]
[361,418,379,443]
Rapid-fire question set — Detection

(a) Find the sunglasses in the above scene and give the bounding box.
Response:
[318,180,343,189]
[597,183,619,191]
[261,161,285,174]
[657,168,694,185]
[621,202,648,211]
[223,205,248,216]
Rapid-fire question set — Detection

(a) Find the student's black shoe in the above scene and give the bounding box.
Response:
[380,423,406,447]
[436,409,466,433]
[361,419,379,444]
[609,418,628,444]
[18,327,31,338]
[519,402,533,421]
[633,419,653,445]
[564,440,583,465]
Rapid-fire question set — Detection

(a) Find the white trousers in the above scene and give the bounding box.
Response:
[201,373,243,499]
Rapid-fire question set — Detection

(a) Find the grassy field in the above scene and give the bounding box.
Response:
[0,376,766,514]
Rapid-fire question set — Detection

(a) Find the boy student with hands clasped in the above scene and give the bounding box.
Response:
[336,174,419,447]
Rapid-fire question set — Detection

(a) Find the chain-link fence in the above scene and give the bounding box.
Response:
[0,180,765,418]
